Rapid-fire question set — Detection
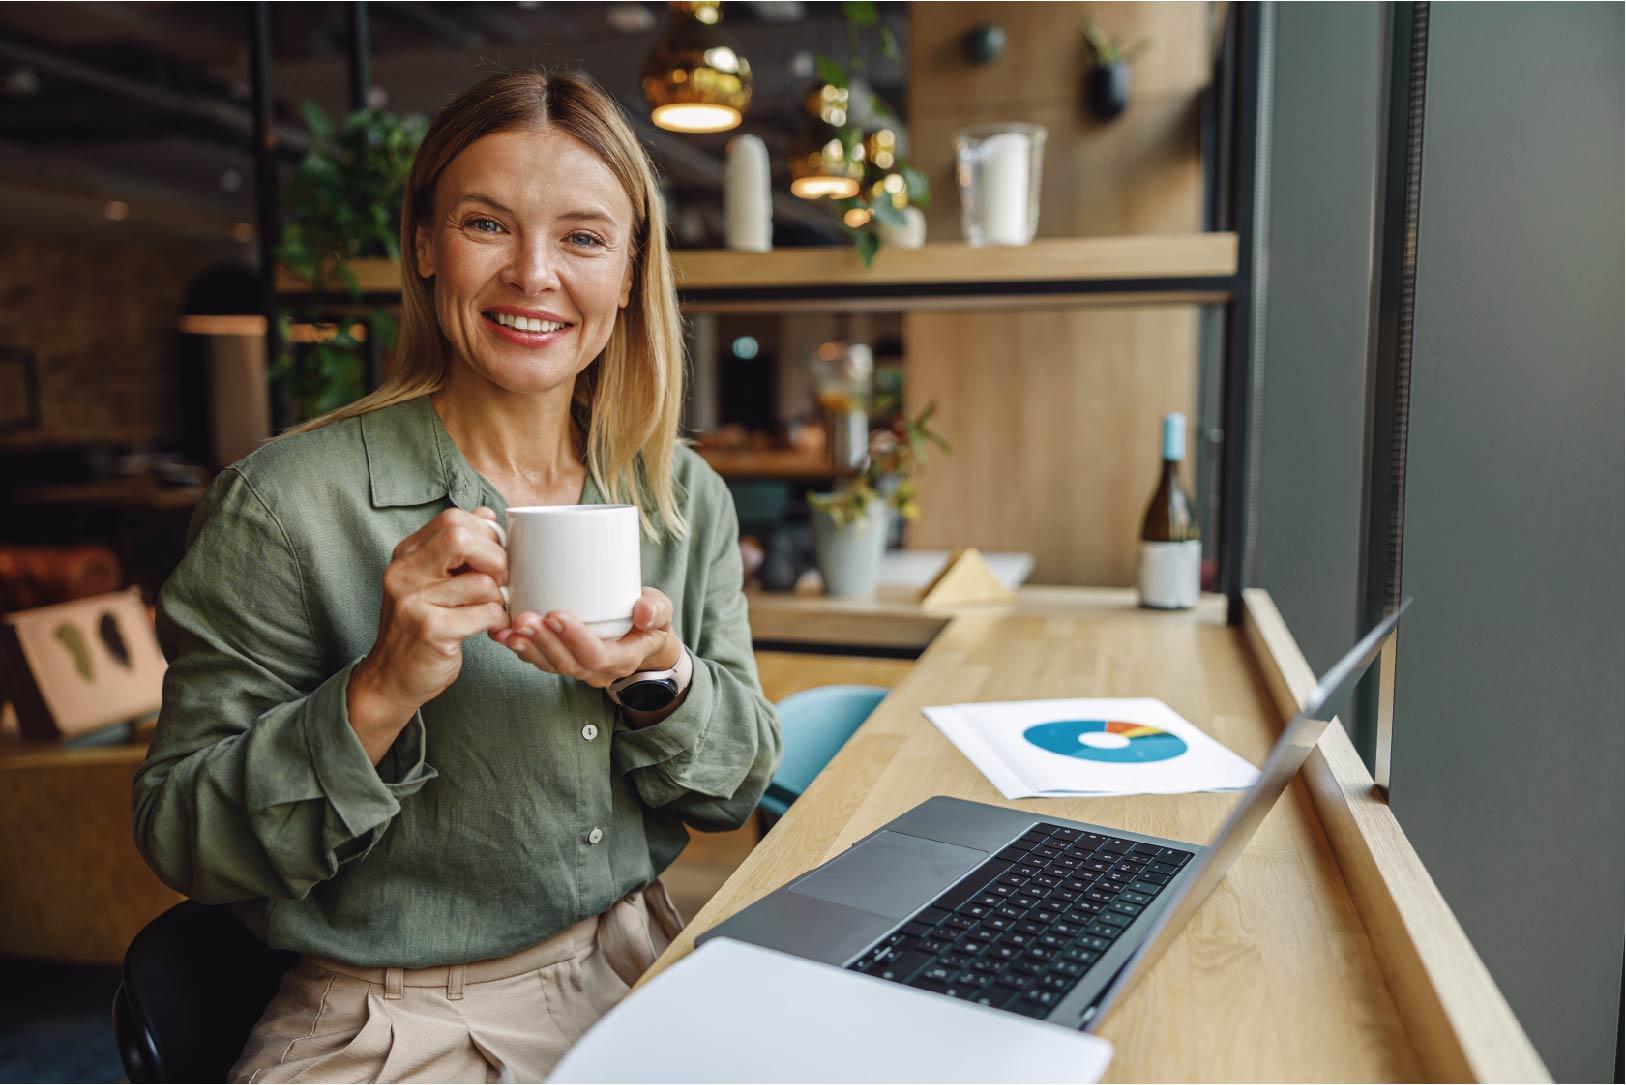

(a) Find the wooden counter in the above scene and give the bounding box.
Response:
[644,587,1548,1082]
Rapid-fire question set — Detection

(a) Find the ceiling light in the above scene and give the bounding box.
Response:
[742,1,805,22]
[103,200,128,222]
[731,336,759,360]
[788,83,863,199]
[842,207,871,228]
[3,66,40,97]
[230,222,255,243]
[606,2,658,33]
[643,1,752,134]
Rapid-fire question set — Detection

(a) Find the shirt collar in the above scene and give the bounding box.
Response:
[360,395,482,510]
[360,395,600,510]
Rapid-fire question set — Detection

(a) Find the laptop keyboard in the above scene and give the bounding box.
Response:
[846,821,1193,1019]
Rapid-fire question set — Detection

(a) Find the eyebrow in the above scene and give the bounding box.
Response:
[453,193,618,229]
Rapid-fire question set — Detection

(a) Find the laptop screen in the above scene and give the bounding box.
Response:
[1082,600,1410,1029]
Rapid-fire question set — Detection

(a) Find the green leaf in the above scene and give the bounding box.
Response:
[870,197,908,228]
[301,100,334,143]
[879,24,900,60]
[853,227,879,269]
[813,53,848,89]
[900,164,931,209]
[336,262,361,302]
[838,125,863,163]
[842,1,877,26]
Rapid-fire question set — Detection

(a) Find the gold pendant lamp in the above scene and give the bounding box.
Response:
[789,82,864,199]
[642,1,752,134]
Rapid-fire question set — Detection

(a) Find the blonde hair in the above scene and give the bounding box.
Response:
[286,68,688,541]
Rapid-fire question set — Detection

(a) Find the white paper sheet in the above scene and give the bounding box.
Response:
[924,697,1260,800]
[549,938,1114,1084]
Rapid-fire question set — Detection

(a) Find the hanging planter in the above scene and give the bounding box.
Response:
[1081,20,1149,123]
[1086,61,1132,122]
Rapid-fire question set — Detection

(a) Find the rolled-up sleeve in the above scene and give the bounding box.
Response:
[610,476,782,831]
[132,467,435,905]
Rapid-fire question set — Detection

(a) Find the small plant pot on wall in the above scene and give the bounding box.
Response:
[1080,20,1147,124]
[1086,61,1131,122]
[811,496,890,599]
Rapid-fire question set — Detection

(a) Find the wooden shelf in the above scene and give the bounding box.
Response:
[275,233,1237,312]
[696,447,852,481]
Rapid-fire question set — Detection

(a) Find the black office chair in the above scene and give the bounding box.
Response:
[113,901,298,1083]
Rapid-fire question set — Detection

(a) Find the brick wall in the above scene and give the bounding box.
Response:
[0,229,223,448]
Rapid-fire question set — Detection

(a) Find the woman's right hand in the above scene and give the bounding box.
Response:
[347,507,508,762]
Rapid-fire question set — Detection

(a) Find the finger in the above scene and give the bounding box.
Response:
[413,517,507,583]
[527,620,587,679]
[419,570,505,609]
[507,635,563,675]
[633,588,673,631]
[393,507,485,563]
[441,601,510,640]
[509,611,544,638]
[546,612,622,675]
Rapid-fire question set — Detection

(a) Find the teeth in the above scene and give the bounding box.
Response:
[490,312,569,333]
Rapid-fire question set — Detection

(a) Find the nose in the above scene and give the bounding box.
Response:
[503,232,561,297]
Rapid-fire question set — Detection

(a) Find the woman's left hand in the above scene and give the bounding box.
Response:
[491,587,682,688]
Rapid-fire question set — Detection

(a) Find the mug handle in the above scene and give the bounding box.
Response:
[475,516,511,610]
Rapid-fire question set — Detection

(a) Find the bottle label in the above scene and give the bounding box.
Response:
[1138,540,1201,609]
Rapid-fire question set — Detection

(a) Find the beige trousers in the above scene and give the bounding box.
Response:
[229,881,685,1084]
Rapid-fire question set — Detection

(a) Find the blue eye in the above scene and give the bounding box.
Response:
[570,231,606,248]
[468,217,503,233]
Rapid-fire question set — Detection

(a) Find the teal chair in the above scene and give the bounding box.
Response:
[761,685,889,825]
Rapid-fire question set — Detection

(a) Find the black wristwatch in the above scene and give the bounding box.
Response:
[606,648,693,713]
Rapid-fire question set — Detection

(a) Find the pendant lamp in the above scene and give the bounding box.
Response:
[642,1,752,134]
[788,82,864,199]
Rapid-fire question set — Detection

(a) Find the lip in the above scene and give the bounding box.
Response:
[480,306,576,348]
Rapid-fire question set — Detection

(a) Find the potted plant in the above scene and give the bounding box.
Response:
[808,401,951,598]
[274,101,426,421]
[813,2,932,268]
[1081,20,1149,122]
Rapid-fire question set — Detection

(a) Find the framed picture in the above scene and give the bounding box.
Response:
[0,347,40,432]
[0,588,166,741]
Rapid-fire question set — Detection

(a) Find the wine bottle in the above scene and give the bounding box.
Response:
[1137,412,1201,609]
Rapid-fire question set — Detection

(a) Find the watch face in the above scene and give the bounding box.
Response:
[619,678,679,713]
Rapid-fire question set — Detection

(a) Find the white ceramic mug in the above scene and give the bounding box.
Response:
[478,504,642,639]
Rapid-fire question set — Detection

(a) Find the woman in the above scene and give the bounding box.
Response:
[133,68,782,1083]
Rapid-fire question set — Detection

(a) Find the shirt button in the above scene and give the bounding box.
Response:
[582,724,599,741]
[588,828,604,845]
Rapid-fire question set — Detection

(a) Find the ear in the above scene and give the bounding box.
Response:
[414,222,435,279]
[618,260,633,310]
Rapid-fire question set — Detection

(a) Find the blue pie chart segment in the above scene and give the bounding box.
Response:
[1022,719,1189,763]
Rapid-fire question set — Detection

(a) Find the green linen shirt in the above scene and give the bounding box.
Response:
[132,394,782,968]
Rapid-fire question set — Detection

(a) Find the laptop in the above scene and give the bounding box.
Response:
[698,601,1409,1031]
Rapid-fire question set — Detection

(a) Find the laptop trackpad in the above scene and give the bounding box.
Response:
[788,831,988,919]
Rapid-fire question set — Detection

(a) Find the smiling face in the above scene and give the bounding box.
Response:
[414,127,638,398]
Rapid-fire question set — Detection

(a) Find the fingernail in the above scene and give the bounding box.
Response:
[545,617,564,634]
[518,625,538,637]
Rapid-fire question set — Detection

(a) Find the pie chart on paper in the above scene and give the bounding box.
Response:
[1022,719,1189,763]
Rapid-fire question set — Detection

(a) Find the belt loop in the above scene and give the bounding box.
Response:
[448,963,466,1001]
[384,966,404,1000]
